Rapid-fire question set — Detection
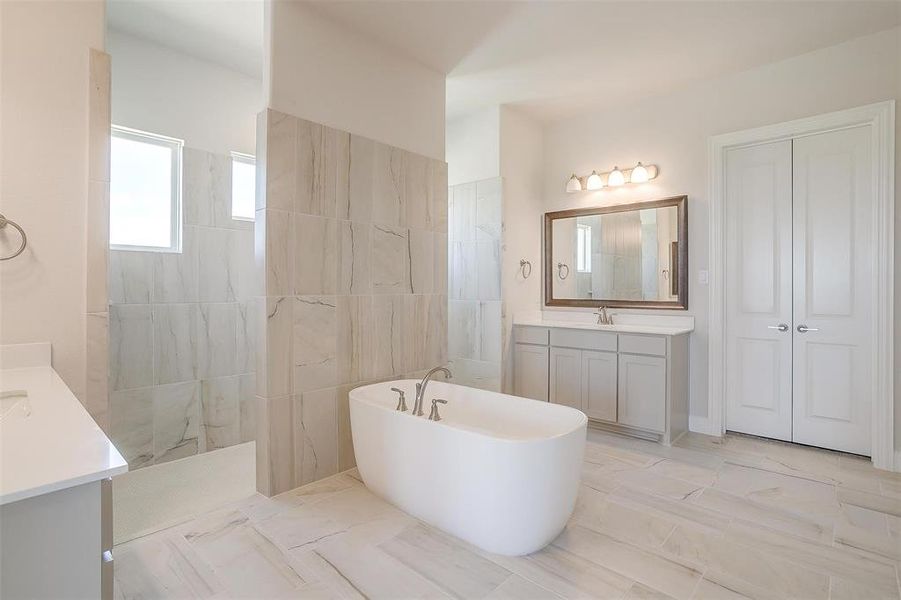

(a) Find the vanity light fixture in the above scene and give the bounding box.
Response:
[630,162,650,184]
[564,162,659,193]
[607,166,625,187]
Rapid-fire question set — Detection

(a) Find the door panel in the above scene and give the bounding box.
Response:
[513,344,548,401]
[617,354,666,432]
[582,350,617,421]
[550,346,582,410]
[792,126,872,455]
[724,141,793,441]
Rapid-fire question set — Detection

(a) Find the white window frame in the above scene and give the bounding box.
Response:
[230,151,256,222]
[576,224,592,273]
[110,125,183,253]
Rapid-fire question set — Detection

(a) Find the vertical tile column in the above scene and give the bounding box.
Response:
[85,48,111,430]
[256,109,448,497]
[448,177,503,391]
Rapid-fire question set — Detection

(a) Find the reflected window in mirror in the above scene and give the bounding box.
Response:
[576,224,591,273]
[545,196,688,309]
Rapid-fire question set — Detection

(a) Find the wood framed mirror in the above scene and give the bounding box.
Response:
[544,195,688,309]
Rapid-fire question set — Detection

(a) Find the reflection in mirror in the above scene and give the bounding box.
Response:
[545,196,687,309]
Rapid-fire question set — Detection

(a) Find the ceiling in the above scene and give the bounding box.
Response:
[106,0,264,78]
[107,0,900,121]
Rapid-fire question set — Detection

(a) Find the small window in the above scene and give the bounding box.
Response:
[576,224,592,273]
[110,126,183,252]
[231,152,256,221]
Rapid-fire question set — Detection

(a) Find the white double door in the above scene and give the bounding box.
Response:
[724,126,873,456]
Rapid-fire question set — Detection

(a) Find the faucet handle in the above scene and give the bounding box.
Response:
[428,398,448,422]
[390,387,408,412]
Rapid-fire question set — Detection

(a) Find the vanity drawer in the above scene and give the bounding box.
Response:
[514,326,549,346]
[550,328,617,352]
[619,334,666,357]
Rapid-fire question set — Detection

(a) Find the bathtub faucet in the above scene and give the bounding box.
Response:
[413,366,452,416]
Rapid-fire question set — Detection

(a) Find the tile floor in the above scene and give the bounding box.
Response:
[113,430,901,599]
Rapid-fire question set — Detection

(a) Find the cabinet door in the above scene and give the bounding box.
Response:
[549,347,582,410]
[618,354,666,432]
[582,350,617,421]
[514,344,549,401]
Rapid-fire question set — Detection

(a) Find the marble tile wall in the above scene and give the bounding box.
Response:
[256,109,448,496]
[108,147,256,470]
[447,178,502,392]
[86,49,111,431]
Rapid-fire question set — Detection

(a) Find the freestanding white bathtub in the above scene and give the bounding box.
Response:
[349,379,587,556]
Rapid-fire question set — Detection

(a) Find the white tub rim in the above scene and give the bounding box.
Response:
[350,379,588,444]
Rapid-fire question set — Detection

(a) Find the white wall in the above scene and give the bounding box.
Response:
[266,2,445,161]
[446,108,500,186]
[542,27,901,446]
[107,30,261,156]
[499,106,544,393]
[0,0,105,401]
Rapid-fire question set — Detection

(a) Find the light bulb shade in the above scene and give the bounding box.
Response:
[630,162,650,184]
[586,170,603,190]
[565,174,582,193]
[607,166,625,187]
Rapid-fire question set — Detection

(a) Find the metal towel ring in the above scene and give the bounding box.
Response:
[519,259,532,279]
[557,262,570,280]
[0,214,26,261]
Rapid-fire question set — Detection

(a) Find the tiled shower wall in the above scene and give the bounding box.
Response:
[86,49,111,430]
[256,109,448,496]
[108,147,256,469]
[448,178,502,391]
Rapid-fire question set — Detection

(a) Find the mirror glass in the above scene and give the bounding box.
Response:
[545,197,687,309]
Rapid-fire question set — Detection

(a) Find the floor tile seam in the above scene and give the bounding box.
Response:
[720,459,843,488]
[723,520,899,589]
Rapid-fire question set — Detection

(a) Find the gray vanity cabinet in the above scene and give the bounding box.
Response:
[512,324,690,445]
[513,326,550,401]
[582,350,618,421]
[617,353,667,432]
[549,347,581,409]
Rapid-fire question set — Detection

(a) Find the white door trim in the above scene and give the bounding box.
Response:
[705,101,895,471]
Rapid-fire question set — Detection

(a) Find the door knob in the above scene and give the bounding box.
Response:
[796,324,819,333]
[767,324,789,332]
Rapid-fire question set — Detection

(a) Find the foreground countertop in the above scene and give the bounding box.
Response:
[0,366,127,506]
[514,313,694,336]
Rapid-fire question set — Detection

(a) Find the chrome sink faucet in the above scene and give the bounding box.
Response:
[414,366,452,416]
[595,306,614,325]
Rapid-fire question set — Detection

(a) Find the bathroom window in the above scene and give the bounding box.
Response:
[110,126,183,252]
[576,224,592,273]
[231,152,256,221]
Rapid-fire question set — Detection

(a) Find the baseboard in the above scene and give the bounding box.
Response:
[688,415,722,437]
[894,450,901,473]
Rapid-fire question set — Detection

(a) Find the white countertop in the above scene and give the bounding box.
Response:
[0,364,127,505]
[514,312,694,336]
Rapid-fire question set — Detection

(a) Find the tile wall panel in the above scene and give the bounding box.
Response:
[448,178,503,392]
[257,109,448,496]
[107,146,257,470]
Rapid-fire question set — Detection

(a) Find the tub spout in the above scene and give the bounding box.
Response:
[413,366,452,416]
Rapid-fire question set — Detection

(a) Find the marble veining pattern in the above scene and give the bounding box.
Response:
[293,296,338,393]
[152,381,201,464]
[257,109,448,495]
[448,178,503,392]
[108,146,257,470]
[115,430,901,599]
